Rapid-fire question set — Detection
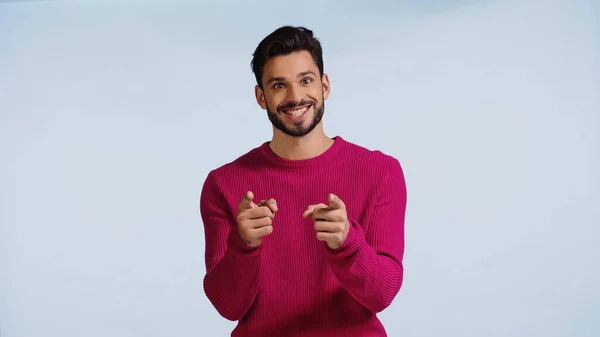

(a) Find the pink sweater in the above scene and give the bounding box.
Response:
[200,136,407,337]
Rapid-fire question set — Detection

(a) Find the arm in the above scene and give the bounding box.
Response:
[200,171,261,321]
[324,157,407,313]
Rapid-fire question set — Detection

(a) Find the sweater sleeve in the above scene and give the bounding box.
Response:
[324,157,407,313]
[200,171,262,321]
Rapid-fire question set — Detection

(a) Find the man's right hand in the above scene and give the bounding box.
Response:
[237,191,278,247]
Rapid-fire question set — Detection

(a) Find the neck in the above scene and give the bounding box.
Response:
[269,124,334,160]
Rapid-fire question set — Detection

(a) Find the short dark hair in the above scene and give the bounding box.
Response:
[251,26,324,88]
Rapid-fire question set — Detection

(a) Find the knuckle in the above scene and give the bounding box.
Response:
[262,208,271,217]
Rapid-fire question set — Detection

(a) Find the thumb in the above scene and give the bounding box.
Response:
[258,198,278,213]
[265,198,278,213]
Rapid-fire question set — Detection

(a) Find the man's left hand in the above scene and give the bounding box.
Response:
[302,193,349,249]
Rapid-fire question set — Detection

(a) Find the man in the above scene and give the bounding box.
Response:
[200,25,407,337]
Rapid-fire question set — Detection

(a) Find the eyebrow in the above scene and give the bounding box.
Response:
[266,70,317,85]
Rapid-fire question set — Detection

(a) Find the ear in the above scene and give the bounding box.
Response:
[321,73,330,100]
[255,85,267,110]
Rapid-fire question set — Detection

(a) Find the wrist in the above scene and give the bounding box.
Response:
[228,227,262,254]
[326,219,361,256]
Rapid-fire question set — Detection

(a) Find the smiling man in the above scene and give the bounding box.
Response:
[200,26,407,337]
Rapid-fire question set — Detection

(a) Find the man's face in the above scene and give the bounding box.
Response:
[255,50,330,137]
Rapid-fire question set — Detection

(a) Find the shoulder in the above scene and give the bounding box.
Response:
[338,137,406,199]
[338,136,403,173]
[203,143,265,188]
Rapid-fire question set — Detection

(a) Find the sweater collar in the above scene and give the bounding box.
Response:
[259,136,345,168]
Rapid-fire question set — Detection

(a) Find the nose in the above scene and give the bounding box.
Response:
[286,83,303,104]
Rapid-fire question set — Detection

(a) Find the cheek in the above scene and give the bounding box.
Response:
[266,97,279,110]
[309,87,324,100]
[266,94,285,109]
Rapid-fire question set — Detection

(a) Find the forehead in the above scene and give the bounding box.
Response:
[262,50,318,78]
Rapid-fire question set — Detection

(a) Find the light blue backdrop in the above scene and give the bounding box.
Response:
[1,0,598,336]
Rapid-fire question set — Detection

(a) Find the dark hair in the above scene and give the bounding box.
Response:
[251,26,324,88]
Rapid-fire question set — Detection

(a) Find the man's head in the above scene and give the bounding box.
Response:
[251,26,330,138]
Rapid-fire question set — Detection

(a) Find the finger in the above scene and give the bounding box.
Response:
[302,206,314,218]
[258,198,278,213]
[265,198,278,213]
[302,204,318,218]
[253,225,273,237]
[313,208,345,222]
[314,220,334,232]
[247,206,274,220]
[239,191,256,211]
[327,193,345,210]
[246,216,273,229]
[303,203,327,218]
[315,231,337,242]
[314,220,345,233]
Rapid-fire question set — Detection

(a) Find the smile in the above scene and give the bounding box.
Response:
[282,105,310,118]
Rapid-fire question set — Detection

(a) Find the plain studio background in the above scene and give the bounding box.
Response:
[0,0,598,336]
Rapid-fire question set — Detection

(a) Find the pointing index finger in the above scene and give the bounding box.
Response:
[327,193,345,210]
[239,191,256,211]
[303,203,328,218]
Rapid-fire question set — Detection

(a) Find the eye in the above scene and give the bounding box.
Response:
[301,77,313,84]
[273,82,285,89]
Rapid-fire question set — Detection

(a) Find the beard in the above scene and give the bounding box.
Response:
[265,95,325,138]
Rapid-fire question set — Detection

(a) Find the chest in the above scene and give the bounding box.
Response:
[223,166,378,243]
[238,178,369,229]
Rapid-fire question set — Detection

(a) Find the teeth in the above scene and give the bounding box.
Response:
[285,106,308,117]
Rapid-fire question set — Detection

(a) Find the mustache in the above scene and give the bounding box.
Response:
[277,99,316,111]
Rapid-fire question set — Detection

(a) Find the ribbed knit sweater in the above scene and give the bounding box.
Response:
[200,136,407,337]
